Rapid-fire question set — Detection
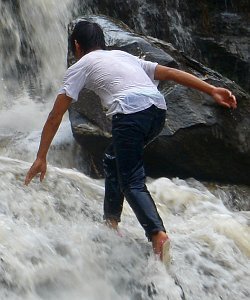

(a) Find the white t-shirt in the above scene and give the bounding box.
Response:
[58,49,167,116]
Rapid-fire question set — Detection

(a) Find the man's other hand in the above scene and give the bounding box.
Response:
[24,158,47,185]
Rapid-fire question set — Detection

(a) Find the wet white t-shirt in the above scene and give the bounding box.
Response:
[58,49,167,116]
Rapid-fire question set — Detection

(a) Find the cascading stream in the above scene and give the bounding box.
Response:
[0,0,82,169]
[0,1,249,299]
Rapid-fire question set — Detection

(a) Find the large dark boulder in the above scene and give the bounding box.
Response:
[77,0,250,92]
[68,15,250,185]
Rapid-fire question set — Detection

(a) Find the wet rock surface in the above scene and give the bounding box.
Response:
[68,15,250,185]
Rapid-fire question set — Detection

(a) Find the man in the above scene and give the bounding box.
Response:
[25,21,237,260]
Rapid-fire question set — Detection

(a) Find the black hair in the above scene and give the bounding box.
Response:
[70,21,106,54]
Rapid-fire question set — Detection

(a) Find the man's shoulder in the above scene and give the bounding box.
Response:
[67,51,98,71]
[108,49,133,57]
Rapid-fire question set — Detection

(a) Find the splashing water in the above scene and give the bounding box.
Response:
[0,158,249,300]
[0,1,249,299]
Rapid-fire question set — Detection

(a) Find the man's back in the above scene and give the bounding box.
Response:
[60,49,166,116]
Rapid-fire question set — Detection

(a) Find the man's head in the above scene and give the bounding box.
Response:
[70,21,106,58]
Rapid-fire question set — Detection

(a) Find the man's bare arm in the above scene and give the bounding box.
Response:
[154,65,237,109]
[24,94,72,185]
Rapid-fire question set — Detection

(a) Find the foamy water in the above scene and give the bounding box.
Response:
[0,157,249,299]
[0,1,249,299]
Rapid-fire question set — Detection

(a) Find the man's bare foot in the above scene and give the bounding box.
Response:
[151,231,170,261]
[105,219,118,231]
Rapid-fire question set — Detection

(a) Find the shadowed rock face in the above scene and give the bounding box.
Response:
[188,0,250,92]
[68,15,250,184]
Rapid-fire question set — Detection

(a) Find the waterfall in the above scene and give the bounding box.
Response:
[0,1,249,299]
[165,3,194,54]
[0,0,74,101]
[0,0,82,169]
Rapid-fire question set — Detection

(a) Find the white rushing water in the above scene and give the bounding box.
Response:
[0,1,249,300]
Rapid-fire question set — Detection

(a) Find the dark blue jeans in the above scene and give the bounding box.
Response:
[103,105,166,240]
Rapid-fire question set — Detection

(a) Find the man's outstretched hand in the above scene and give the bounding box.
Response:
[24,158,47,186]
[211,87,237,109]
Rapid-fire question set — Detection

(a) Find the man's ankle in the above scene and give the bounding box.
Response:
[151,231,169,257]
[105,218,118,230]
